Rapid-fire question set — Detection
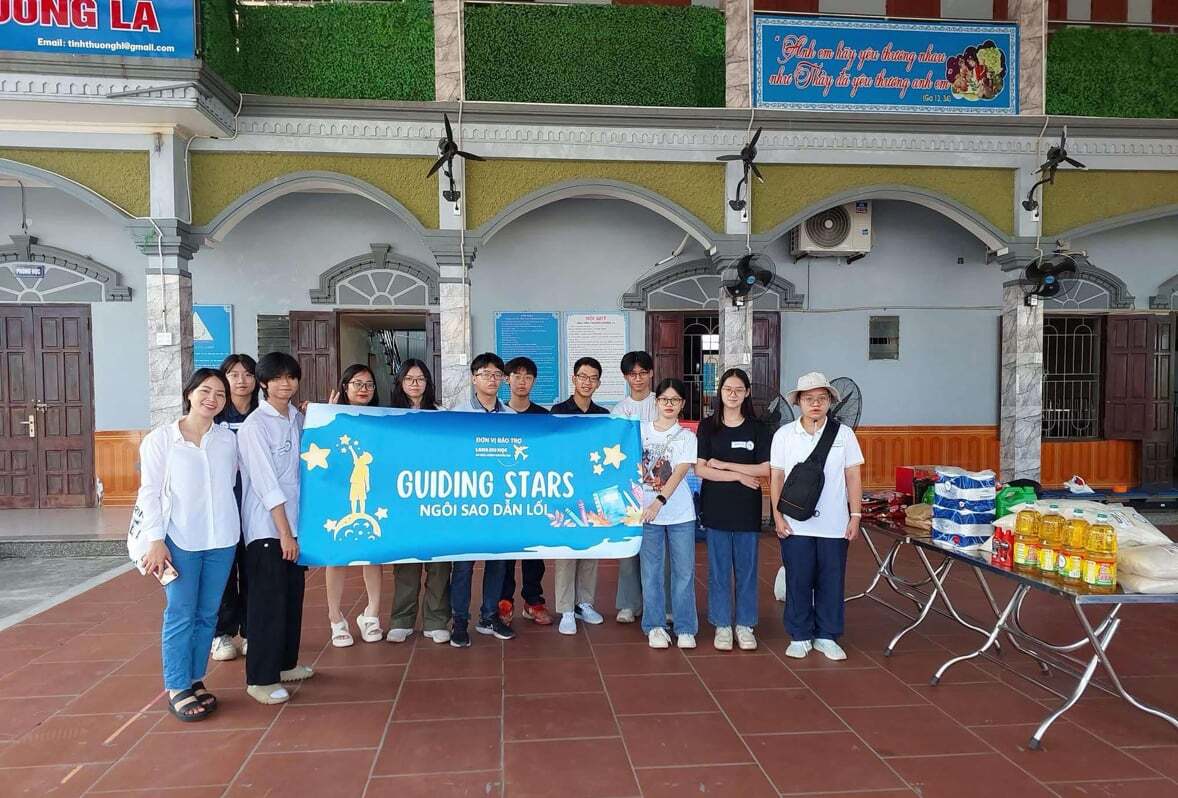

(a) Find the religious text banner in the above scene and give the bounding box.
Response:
[0,0,196,59]
[754,14,1018,115]
[297,404,644,565]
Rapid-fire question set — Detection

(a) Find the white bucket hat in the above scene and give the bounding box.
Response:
[786,371,841,407]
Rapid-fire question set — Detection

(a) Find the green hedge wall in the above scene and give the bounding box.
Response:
[199,0,240,87]
[1047,28,1178,119]
[464,5,725,107]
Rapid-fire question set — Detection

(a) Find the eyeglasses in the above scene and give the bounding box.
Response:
[402,377,426,386]
[656,396,684,406]
[573,373,600,383]
[474,371,504,381]
[801,395,831,406]
[625,369,652,378]
[721,386,747,396]
[349,381,376,391]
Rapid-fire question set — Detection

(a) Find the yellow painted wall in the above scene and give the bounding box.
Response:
[0,148,148,218]
[189,153,439,229]
[750,164,1015,237]
[464,159,725,234]
[1045,170,1178,236]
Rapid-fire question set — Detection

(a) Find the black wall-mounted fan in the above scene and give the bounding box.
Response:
[1024,253,1078,302]
[427,113,485,202]
[716,127,763,212]
[723,253,774,302]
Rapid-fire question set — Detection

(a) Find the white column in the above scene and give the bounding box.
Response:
[426,233,472,410]
[724,0,751,109]
[1000,279,1043,482]
[435,0,463,103]
[1011,0,1046,116]
[144,255,194,428]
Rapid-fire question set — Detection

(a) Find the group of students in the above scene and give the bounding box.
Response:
[135,346,863,723]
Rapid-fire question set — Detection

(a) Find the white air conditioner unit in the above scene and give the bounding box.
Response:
[789,201,872,259]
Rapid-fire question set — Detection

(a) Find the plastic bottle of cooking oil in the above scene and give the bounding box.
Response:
[1058,509,1089,585]
[1083,514,1118,593]
[1037,505,1065,578]
[1013,508,1041,572]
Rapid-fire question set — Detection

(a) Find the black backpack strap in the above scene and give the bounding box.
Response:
[804,417,840,467]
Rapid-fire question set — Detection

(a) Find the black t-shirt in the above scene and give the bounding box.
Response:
[550,396,609,415]
[696,417,771,532]
[513,401,550,415]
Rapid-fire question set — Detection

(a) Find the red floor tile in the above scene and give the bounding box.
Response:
[0,712,158,767]
[635,763,778,797]
[55,674,164,717]
[839,705,991,757]
[746,730,904,793]
[311,638,414,668]
[392,676,501,721]
[0,696,71,741]
[0,648,50,679]
[619,712,750,767]
[889,752,1056,798]
[867,648,993,685]
[93,728,264,791]
[689,652,801,689]
[1047,779,1178,797]
[258,701,391,752]
[593,643,692,676]
[375,717,500,776]
[503,630,593,660]
[0,762,108,797]
[288,665,404,704]
[407,648,502,681]
[158,688,282,731]
[504,737,637,798]
[604,673,716,715]
[111,647,163,677]
[86,788,227,797]
[716,687,846,734]
[914,681,1055,726]
[225,749,375,797]
[367,771,503,797]
[504,692,619,740]
[1125,745,1178,781]
[33,634,157,664]
[800,667,929,708]
[504,657,603,695]
[0,623,92,652]
[1062,697,1178,747]
[0,660,123,698]
[973,721,1165,781]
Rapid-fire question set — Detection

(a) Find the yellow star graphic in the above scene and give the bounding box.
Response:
[339,434,351,445]
[301,443,330,471]
[324,519,337,532]
[589,451,601,463]
[602,444,626,469]
[593,464,604,476]
[374,507,388,520]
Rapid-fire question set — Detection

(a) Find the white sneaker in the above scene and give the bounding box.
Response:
[240,639,248,656]
[559,613,577,635]
[616,608,637,624]
[813,638,847,661]
[785,640,813,659]
[575,603,604,625]
[385,627,413,644]
[735,626,758,651]
[713,626,733,651]
[648,628,671,649]
[677,633,697,649]
[210,635,238,662]
[423,629,450,644]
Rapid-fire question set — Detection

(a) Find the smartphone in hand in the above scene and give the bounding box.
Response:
[156,561,179,586]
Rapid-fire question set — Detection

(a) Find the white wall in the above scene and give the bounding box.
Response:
[0,187,149,430]
[1073,217,1178,307]
[768,200,1006,425]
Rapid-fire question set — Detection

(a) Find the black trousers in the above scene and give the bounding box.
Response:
[500,559,545,606]
[214,537,248,638]
[245,539,305,686]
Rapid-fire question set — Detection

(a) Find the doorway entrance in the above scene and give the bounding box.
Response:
[287,310,439,404]
[0,304,95,509]
[646,310,781,422]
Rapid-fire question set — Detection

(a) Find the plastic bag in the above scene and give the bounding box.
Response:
[1119,543,1178,580]
[774,566,787,602]
[932,467,996,549]
[1119,571,1178,594]
[995,485,1037,518]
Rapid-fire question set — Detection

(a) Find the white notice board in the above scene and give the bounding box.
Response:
[564,312,629,405]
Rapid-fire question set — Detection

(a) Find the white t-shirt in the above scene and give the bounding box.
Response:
[640,422,698,526]
[238,400,304,543]
[770,418,864,539]
[612,393,658,422]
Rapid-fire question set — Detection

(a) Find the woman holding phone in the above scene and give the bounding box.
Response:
[135,368,240,722]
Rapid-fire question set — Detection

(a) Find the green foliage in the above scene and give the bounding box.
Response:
[199,0,240,87]
[464,4,725,108]
[1047,27,1178,119]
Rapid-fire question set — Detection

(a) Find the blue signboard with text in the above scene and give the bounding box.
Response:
[495,312,561,406]
[193,304,232,370]
[754,14,1018,115]
[0,0,196,59]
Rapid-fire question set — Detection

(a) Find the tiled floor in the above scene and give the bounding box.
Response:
[1,534,1177,797]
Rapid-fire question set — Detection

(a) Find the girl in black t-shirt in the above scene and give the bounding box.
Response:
[694,368,770,652]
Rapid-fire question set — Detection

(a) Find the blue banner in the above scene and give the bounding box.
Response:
[193,304,232,370]
[496,312,561,405]
[0,0,195,59]
[297,404,644,566]
[754,14,1018,115]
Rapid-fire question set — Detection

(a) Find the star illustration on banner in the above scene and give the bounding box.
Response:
[374,507,389,520]
[339,434,351,445]
[602,444,626,469]
[301,443,330,471]
[589,451,601,464]
[324,519,337,532]
[592,463,604,476]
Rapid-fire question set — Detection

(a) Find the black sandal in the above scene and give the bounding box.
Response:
[168,688,209,722]
[191,681,218,713]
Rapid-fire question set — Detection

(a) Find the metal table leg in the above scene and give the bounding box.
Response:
[932,584,1027,685]
[884,556,955,656]
[913,546,1000,644]
[845,528,895,603]
[1028,615,1120,750]
[971,567,1050,674]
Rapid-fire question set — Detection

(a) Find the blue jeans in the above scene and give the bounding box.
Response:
[161,539,236,691]
[705,527,759,628]
[640,521,698,635]
[779,535,849,642]
[449,559,508,627]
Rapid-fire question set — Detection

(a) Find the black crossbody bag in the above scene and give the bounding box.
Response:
[777,418,840,521]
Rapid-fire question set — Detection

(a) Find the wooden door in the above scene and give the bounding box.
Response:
[751,311,781,416]
[1142,316,1173,485]
[427,313,442,387]
[289,311,338,405]
[1104,315,1152,440]
[32,306,95,508]
[0,307,38,509]
[646,312,683,386]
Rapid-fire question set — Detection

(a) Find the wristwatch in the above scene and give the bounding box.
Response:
[655,494,668,505]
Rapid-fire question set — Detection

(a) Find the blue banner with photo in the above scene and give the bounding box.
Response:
[0,0,195,59]
[754,14,1018,115]
[297,404,644,566]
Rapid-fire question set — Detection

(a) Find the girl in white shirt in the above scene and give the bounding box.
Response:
[136,368,240,723]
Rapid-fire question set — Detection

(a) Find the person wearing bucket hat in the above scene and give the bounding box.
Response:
[769,371,864,662]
